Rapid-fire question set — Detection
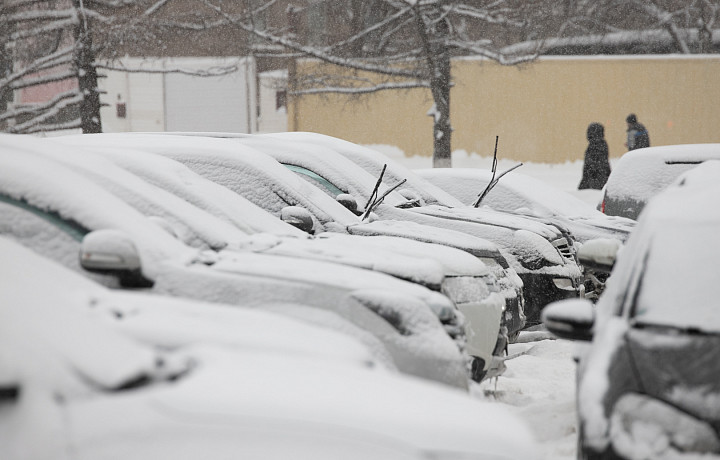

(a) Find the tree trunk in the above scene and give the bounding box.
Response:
[73,1,102,133]
[430,39,452,168]
[414,7,452,168]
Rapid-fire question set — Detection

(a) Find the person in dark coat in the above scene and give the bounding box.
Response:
[578,122,611,190]
[625,113,650,150]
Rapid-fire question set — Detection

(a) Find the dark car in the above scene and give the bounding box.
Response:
[543,161,720,459]
[600,143,720,220]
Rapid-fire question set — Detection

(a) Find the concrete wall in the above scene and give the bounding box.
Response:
[290,56,720,163]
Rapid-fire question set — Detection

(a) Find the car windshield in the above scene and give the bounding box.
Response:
[633,223,720,332]
[284,164,346,197]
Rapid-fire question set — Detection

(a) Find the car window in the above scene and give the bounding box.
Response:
[0,197,86,272]
[631,224,720,331]
[283,164,346,198]
[0,196,124,288]
[0,194,88,242]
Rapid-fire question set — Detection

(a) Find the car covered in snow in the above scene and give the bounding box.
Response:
[0,237,540,460]
[0,136,469,389]
[542,161,720,459]
[50,133,510,382]
[228,132,582,327]
[600,143,720,220]
[415,167,636,300]
[415,167,635,244]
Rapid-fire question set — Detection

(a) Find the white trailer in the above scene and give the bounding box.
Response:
[99,57,257,133]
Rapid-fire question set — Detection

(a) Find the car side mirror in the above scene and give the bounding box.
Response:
[281,206,315,233]
[542,299,595,341]
[80,229,153,288]
[577,238,622,274]
[336,194,362,215]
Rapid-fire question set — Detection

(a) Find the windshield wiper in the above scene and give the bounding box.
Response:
[473,136,523,208]
[361,164,407,221]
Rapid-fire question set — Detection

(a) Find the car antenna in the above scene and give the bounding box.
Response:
[473,136,523,208]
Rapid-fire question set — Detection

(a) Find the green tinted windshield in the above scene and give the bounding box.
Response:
[0,194,89,242]
[283,164,345,197]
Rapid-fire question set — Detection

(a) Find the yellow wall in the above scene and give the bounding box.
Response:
[290,56,720,163]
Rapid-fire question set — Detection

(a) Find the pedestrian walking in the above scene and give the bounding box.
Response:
[625,113,650,151]
[579,122,611,190]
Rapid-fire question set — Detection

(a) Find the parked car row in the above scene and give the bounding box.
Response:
[0,236,540,460]
[2,132,599,386]
[543,160,720,459]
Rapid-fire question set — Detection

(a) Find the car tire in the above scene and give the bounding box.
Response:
[470,357,487,382]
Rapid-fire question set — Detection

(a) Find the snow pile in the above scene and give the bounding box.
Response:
[473,338,580,460]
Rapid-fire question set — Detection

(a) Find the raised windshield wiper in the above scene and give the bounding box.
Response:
[361,164,407,221]
[473,136,523,208]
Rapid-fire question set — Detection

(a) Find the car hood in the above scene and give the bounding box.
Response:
[627,327,720,430]
[62,347,539,460]
[346,219,503,261]
[408,205,563,240]
[232,232,447,288]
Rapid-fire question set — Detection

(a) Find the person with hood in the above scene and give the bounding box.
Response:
[578,122,611,190]
[625,113,650,150]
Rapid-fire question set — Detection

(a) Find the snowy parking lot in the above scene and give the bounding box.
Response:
[386,148,602,460]
[473,334,579,460]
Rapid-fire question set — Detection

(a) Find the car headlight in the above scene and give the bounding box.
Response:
[441,276,491,306]
[349,292,412,336]
[609,393,720,457]
[552,277,576,290]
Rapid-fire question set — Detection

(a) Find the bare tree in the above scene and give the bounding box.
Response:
[0,0,245,134]
[192,0,546,167]
[505,0,720,55]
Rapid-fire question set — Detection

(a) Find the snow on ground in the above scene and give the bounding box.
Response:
[472,335,580,460]
[378,145,606,460]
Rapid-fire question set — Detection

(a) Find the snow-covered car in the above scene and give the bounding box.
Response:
[600,143,720,220]
[32,135,464,342]
[415,167,635,300]
[50,133,509,382]
[415,167,635,244]
[0,237,541,460]
[229,132,582,327]
[542,161,720,459]
[0,137,469,389]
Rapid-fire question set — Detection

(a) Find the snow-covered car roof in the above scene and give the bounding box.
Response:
[0,237,539,460]
[60,133,361,228]
[0,136,196,278]
[234,135,411,209]
[260,131,464,207]
[603,143,720,213]
[53,135,304,237]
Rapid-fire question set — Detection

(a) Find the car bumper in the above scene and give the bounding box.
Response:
[518,273,583,326]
